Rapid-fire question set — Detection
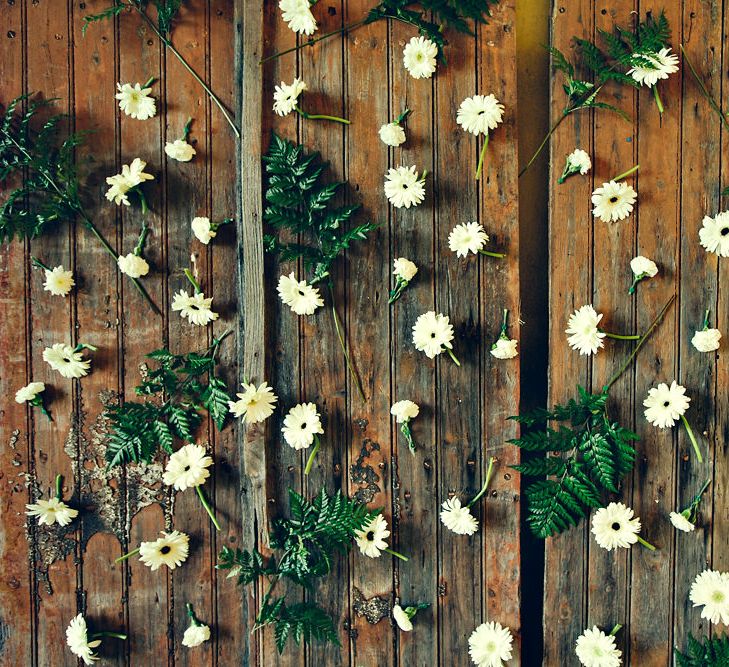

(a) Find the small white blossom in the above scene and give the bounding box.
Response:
[191,217,215,244]
[182,623,211,648]
[630,255,658,278]
[393,257,418,282]
[412,311,454,359]
[565,305,605,356]
[115,82,156,120]
[117,253,150,279]
[162,444,214,491]
[164,139,196,162]
[669,511,695,533]
[105,158,154,206]
[43,343,91,379]
[279,0,317,36]
[692,328,721,353]
[575,626,622,667]
[379,122,406,147]
[228,381,278,423]
[392,605,413,632]
[139,530,190,571]
[440,497,478,536]
[282,402,323,450]
[354,514,390,558]
[490,337,518,360]
[15,381,45,404]
[273,77,306,116]
[402,36,438,79]
[448,222,489,257]
[390,400,419,423]
[43,266,75,296]
[26,497,79,527]
[558,149,592,183]
[171,290,219,326]
[66,614,102,665]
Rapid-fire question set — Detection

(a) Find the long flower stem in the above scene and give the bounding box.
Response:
[184,268,202,293]
[196,486,221,531]
[519,111,568,177]
[680,45,729,132]
[653,85,665,115]
[55,474,63,501]
[304,435,321,475]
[603,331,641,340]
[475,133,490,181]
[612,164,640,182]
[385,547,409,562]
[92,631,128,640]
[680,415,703,463]
[132,5,240,138]
[479,249,506,259]
[401,422,416,455]
[637,535,657,551]
[446,347,461,367]
[329,285,366,402]
[468,456,497,508]
[604,294,676,390]
[296,107,351,125]
[115,547,140,564]
[260,19,368,64]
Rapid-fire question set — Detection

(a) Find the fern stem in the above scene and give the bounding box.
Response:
[468,456,497,508]
[446,347,461,367]
[253,576,281,631]
[652,85,664,116]
[680,415,703,464]
[636,535,657,551]
[384,548,409,562]
[196,486,221,531]
[115,547,140,564]
[304,435,321,475]
[680,45,729,132]
[329,285,366,402]
[602,331,640,341]
[475,132,489,181]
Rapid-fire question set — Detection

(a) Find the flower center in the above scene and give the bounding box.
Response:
[301,423,307,429]
[609,196,619,203]
[298,289,306,296]
[366,531,375,541]
[722,227,729,236]
[184,465,191,472]
[160,545,171,555]
[712,590,726,603]
[611,522,621,531]
[663,401,670,407]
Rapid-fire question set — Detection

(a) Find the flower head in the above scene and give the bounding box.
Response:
[273,77,306,116]
[643,380,690,428]
[402,36,438,79]
[592,181,637,223]
[172,290,219,326]
[282,402,323,450]
[191,217,215,244]
[390,400,419,423]
[669,510,695,533]
[162,444,214,491]
[692,328,721,353]
[279,0,317,35]
[566,148,592,175]
[117,253,150,278]
[66,614,102,665]
[182,622,211,648]
[448,222,489,257]
[699,211,729,257]
[26,496,79,527]
[354,514,390,558]
[630,255,658,279]
[15,381,45,404]
[384,165,426,209]
[490,337,519,360]
[690,569,729,625]
[566,305,606,356]
[165,139,196,162]
[457,94,505,136]
[393,257,418,282]
[440,497,478,536]
[277,273,324,315]
[115,82,156,120]
[575,626,622,667]
[43,343,91,379]
[139,530,190,571]
[392,604,413,632]
[412,311,454,359]
[43,265,75,296]
[105,158,154,206]
[229,381,278,423]
[591,502,641,551]
[468,621,514,667]
[628,47,679,87]
[379,122,407,147]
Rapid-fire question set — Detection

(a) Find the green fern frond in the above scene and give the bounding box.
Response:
[675,633,729,667]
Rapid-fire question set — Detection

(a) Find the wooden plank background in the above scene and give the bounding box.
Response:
[1,0,727,665]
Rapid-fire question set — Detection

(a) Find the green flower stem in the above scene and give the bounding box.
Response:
[304,435,322,475]
[479,249,506,259]
[295,106,351,125]
[388,277,408,304]
[400,421,416,455]
[612,164,640,182]
[30,256,50,271]
[468,456,497,508]
[92,631,128,640]
[396,108,412,124]
[196,485,221,531]
[134,221,149,256]
[385,548,409,562]
[653,85,665,116]
[609,624,623,637]
[132,4,240,138]
[680,415,703,463]
[35,397,53,422]
[55,474,63,501]
[680,45,729,132]
[329,285,366,402]
[446,347,461,367]
[186,602,203,626]
[602,331,641,341]
[74,342,98,353]
[182,117,193,141]
[637,535,657,551]
[137,189,150,216]
[628,276,642,295]
[143,76,156,88]
[475,132,489,181]
[115,547,140,564]
[520,110,568,178]
[500,308,510,336]
[702,309,711,330]
[183,268,202,293]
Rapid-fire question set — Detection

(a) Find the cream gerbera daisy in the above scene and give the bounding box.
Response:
[26,496,79,527]
[228,381,278,423]
[565,305,606,356]
[699,211,729,257]
[592,181,637,223]
[43,343,92,379]
[279,0,317,35]
[457,94,505,136]
[440,497,478,536]
[182,603,211,648]
[115,81,156,120]
[171,290,219,326]
[277,273,324,315]
[162,444,213,491]
[448,222,504,259]
[690,569,729,625]
[412,311,459,364]
[468,621,514,667]
[282,402,323,450]
[402,36,438,79]
[117,253,150,279]
[558,148,592,183]
[43,265,75,296]
[66,614,102,665]
[273,77,307,116]
[643,380,690,428]
[591,502,654,552]
[164,138,196,162]
[384,165,426,209]
[575,625,622,667]
[628,48,679,88]
[354,514,390,558]
[138,530,190,571]
[628,255,658,294]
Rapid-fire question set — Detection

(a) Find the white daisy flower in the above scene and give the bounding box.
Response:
[393,257,418,282]
[354,514,390,558]
[282,402,323,450]
[384,165,426,209]
[66,614,102,665]
[15,381,45,404]
[592,181,637,223]
[628,47,679,87]
[26,496,79,527]
[449,222,488,257]
[162,444,214,491]
[191,217,215,244]
[669,510,695,533]
[43,265,75,296]
[43,343,91,379]
[457,94,505,136]
[392,604,413,632]
[115,82,156,120]
[105,158,154,206]
[379,122,406,147]
[491,337,518,360]
[402,36,438,79]
[575,626,622,667]
[591,502,642,551]
[699,211,729,257]
[164,138,196,162]
[139,530,190,571]
[171,290,219,326]
[117,253,150,279]
[273,77,307,116]
[440,497,478,536]
[566,305,606,356]
[279,0,317,36]
[690,569,729,625]
[559,148,592,183]
[468,621,514,667]
[692,328,721,352]
[182,623,211,648]
[228,381,278,423]
[277,273,324,315]
[390,400,419,423]
[643,380,690,428]
[628,255,658,293]
[412,311,457,363]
